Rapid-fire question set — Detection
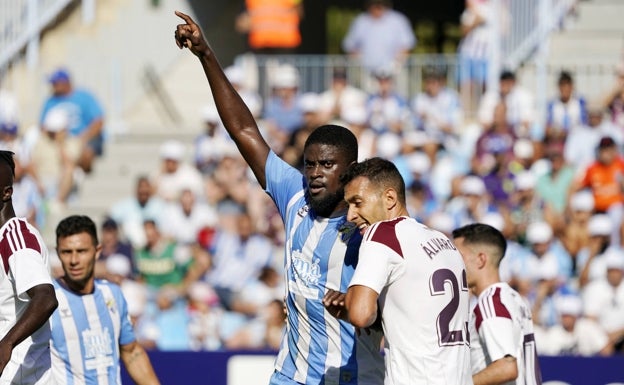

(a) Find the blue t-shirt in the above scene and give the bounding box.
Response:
[265,151,383,385]
[40,89,104,137]
[50,279,135,385]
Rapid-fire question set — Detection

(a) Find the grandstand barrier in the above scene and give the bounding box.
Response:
[121,351,624,385]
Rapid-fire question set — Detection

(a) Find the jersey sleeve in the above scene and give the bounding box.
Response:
[478,313,517,362]
[9,248,52,301]
[264,150,307,218]
[349,236,404,294]
[115,285,136,346]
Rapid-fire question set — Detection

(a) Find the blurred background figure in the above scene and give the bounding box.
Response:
[39,68,104,174]
[342,0,415,73]
[152,139,204,202]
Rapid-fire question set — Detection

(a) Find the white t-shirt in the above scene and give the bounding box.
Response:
[537,318,609,356]
[349,216,472,385]
[0,217,53,384]
[470,282,542,385]
[582,278,624,333]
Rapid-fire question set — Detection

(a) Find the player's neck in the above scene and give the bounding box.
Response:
[475,271,502,297]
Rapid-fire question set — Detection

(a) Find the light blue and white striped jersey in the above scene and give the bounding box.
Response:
[265,151,384,385]
[50,279,136,385]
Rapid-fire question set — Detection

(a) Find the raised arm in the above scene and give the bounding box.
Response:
[174,11,270,188]
[0,283,57,375]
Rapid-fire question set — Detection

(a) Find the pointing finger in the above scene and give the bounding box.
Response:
[175,10,195,26]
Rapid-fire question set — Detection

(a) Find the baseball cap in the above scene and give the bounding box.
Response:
[555,295,583,317]
[341,106,368,126]
[48,68,71,84]
[481,212,505,231]
[373,65,395,80]
[569,191,594,212]
[43,108,69,132]
[159,140,185,161]
[298,92,321,113]
[271,65,299,88]
[604,248,624,270]
[102,217,118,230]
[588,214,613,236]
[460,176,486,196]
[526,221,553,244]
[598,136,616,149]
[376,133,401,159]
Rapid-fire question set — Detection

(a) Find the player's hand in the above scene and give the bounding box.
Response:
[174,11,210,58]
[323,289,346,320]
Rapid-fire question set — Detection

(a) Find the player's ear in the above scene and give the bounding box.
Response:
[476,252,487,269]
[1,185,12,202]
[384,188,398,209]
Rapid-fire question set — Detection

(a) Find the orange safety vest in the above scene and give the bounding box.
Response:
[246,0,301,49]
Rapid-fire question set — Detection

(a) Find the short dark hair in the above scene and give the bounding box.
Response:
[56,215,99,246]
[558,71,573,85]
[0,150,15,178]
[304,125,358,164]
[340,157,406,204]
[452,223,507,265]
[500,70,516,81]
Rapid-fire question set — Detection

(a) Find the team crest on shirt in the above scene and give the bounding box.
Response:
[297,205,309,217]
[338,220,357,242]
[106,298,116,314]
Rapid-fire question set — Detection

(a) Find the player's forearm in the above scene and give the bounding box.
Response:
[473,355,518,385]
[121,342,161,385]
[2,284,57,349]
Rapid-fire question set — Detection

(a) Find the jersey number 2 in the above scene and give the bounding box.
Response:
[430,268,469,347]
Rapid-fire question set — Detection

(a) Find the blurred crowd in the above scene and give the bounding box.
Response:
[1,0,624,358]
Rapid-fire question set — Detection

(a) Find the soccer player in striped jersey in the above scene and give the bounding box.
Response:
[50,215,160,385]
[342,157,472,385]
[175,12,384,385]
[452,223,542,385]
[0,150,58,384]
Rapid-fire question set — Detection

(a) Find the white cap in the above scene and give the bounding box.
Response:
[298,92,320,113]
[105,254,131,277]
[405,130,429,148]
[376,133,402,159]
[159,140,185,161]
[569,191,595,212]
[536,257,559,280]
[201,104,220,123]
[514,171,536,191]
[481,212,505,231]
[555,295,583,316]
[526,221,553,244]
[188,281,219,305]
[428,212,455,235]
[406,152,431,175]
[224,65,244,85]
[588,214,612,236]
[604,248,624,270]
[341,106,368,126]
[43,108,69,132]
[271,65,299,88]
[513,139,534,159]
[460,175,486,196]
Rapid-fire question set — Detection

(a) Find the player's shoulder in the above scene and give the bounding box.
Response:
[94,279,124,296]
[476,283,521,319]
[0,217,43,253]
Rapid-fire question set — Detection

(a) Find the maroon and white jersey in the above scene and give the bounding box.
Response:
[349,216,472,385]
[0,217,53,384]
[470,282,542,385]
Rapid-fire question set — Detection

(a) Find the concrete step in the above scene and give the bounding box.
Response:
[570,2,624,32]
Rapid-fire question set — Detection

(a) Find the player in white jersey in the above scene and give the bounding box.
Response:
[0,150,58,385]
[50,215,160,385]
[452,223,542,385]
[341,157,472,385]
[175,12,384,384]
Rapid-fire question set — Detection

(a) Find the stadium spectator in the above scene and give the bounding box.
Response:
[0,150,58,384]
[478,70,535,139]
[366,66,412,134]
[50,215,160,384]
[282,92,323,168]
[340,106,376,162]
[582,248,624,352]
[224,65,263,118]
[342,0,415,72]
[545,71,588,142]
[109,175,166,249]
[40,68,104,174]
[560,191,595,274]
[151,139,204,202]
[411,67,463,164]
[94,217,136,283]
[340,157,472,384]
[175,12,385,383]
[235,0,303,54]
[577,214,617,288]
[317,67,368,123]
[536,295,613,356]
[453,223,542,385]
[193,103,233,176]
[603,62,624,129]
[535,141,575,217]
[160,188,218,246]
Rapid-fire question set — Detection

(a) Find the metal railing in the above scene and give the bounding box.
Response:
[0,0,95,76]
